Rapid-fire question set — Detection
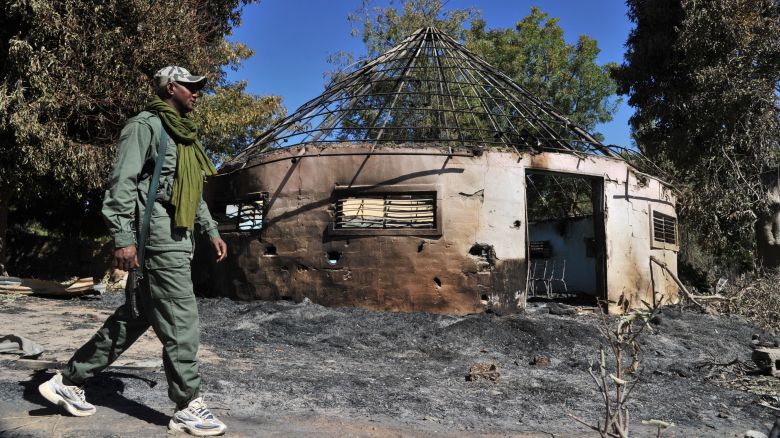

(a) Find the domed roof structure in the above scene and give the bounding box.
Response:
[225,26,620,171]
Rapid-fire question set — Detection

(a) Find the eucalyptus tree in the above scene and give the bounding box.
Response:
[0,0,283,270]
[613,0,780,274]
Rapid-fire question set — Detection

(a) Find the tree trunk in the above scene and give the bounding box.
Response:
[0,186,9,275]
[757,169,780,270]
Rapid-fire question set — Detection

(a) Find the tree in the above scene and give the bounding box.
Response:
[326,0,477,85]
[466,7,620,136]
[0,0,283,272]
[340,1,619,137]
[192,81,285,166]
[612,0,780,275]
[346,0,478,60]
[465,8,620,222]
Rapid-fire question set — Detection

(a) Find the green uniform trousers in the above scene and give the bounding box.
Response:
[63,252,200,409]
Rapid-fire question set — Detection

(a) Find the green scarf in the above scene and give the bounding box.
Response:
[146,96,216,230]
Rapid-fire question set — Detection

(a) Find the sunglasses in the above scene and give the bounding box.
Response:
[174,81,202,93]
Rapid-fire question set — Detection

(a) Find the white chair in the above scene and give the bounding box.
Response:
[528,260,549,297]
[547,259,568,297]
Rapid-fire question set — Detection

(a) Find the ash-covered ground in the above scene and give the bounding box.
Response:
[0,292,778,437]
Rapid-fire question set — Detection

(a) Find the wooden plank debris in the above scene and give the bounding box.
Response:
[0,277,98,297]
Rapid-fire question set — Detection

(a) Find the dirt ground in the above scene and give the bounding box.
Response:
[0,291,778,438]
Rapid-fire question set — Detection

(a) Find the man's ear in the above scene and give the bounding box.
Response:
[165,82,176,97]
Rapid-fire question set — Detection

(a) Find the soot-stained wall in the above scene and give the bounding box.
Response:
[201,144,679,315]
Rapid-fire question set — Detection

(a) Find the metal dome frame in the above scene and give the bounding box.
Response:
[227,26,622,169]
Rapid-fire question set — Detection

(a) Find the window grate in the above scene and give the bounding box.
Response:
[237,200,264,231]
[335,193,435,229]
[215,196,265,232]
[529,241,553,259]
[652,211,677,245]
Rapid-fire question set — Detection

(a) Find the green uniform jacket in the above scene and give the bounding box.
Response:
[102,111,220,260]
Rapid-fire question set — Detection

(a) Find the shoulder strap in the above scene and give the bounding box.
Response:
[137,126,169,273]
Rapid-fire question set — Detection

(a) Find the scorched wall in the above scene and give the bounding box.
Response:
[203,144,679,315]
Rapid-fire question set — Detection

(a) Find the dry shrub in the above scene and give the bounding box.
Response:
[717,272,780,334]
[569,304,662,438]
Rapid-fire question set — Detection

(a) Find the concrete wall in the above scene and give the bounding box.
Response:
[529,217,597,295]
[520,152,680,312]
[203,144,679,315]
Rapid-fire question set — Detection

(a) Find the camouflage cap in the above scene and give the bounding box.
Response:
[154,66,206,91]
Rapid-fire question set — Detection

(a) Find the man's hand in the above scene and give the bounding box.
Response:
[211,237,228,263]
[113,245,139,271]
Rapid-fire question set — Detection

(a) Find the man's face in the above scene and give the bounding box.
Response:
[165,81,202,115]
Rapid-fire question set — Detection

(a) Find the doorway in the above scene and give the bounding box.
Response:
[524,170,606,305]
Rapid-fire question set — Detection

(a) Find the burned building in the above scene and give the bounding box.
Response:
[202,27,679,315]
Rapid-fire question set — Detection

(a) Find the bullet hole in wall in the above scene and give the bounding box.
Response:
[433,277,442,288]
[265,245,277,256]
[418,241,426,253]
[468,244,497,266]
[513,220,522,228]
[327,251,341,265]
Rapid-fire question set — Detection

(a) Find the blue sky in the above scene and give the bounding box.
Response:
[225,0,635,148]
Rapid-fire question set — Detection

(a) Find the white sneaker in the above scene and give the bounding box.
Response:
[38,371,96,417]
[168,397,227,436]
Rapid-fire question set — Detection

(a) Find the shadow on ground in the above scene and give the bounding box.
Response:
[19,370,168,426]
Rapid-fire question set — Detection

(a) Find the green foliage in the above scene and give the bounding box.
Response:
[192,81,285,165]
[0,0,284,261]
[340,2,619,139]
[326,0,477,80]
[464,7,617,218]
[465,7,620,135]
[0,0,277,199]
[526,173,594,222]
[613,0,780,272]
[349,0,479,59]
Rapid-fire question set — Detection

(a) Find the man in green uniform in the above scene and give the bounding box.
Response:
[38,66,229,437]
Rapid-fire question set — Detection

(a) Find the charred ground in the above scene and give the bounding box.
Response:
[0,292,778,437]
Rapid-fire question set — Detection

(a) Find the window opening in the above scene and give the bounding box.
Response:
[335,193,435,229]
[651,210,678,249]
[215,193,266,232]
[529,241,553,259]
[238,200,264,231]
[584,238,596,258]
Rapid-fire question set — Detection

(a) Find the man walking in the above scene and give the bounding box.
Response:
[38,66,228,437]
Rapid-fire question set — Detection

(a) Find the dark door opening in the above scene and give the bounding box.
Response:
[524,170,606,305]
